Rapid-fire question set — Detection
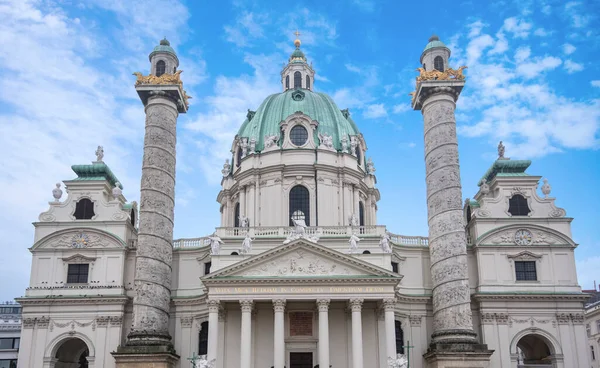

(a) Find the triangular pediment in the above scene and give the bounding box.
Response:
[203,239,400,280]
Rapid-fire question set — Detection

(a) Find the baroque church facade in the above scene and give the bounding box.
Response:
[15,36,590,368]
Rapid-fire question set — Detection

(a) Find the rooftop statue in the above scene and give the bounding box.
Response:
[379,232,392,253]
[95,145,104,162]
[52,183,63,202]
[241,233,254,254]
[498,140,506,159]
[208,233,224,255]
[348,233,361,254]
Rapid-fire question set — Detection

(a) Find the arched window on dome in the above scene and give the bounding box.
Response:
[289,185,310,226]
[285,75,290,90]
[466,205,472,224]
[74,198,95,220]
[236,147,243,168]
[156,60,166,77]
[508,194,530,216]
[356,146,362,165]
[434,56,444,72]
[359,201,365,226]
[294,71,302,89]
[306,75,311,90]
[234,203,240,227]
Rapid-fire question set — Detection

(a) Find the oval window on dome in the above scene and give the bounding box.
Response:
[290,125,308,146]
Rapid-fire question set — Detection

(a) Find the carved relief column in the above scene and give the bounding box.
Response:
[239,299,254,368]
[413,36,492,364]
[128,93,180,346]
[349,298,364,368]
[273,299,286,368]
[382,298,397,361]
[317,299,330,368]
[207,300,220,361]
[113,40,188,368]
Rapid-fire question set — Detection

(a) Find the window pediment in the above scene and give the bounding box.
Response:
[61,254,97,264]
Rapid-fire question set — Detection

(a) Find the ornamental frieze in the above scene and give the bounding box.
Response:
[485,228,562,246]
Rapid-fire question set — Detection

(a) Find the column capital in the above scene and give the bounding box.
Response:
[382,298,396,311]
[272,299,286,312]
[207,299,220,313]
[316,299,330,312]
[240,299,254,312]
[348,298,364,312]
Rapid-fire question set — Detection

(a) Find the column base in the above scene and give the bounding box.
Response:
[112,345,180,368]
[424,343,493,368]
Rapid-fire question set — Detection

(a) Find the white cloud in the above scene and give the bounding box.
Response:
[468,20,486,38]
[352,0,375,12]
[408,142,416,148]
[466,34,495,64]
[0,0,193,300]
[314,74,330,82]
[224,12,267,48]
[503,17,532,38]
[533,28,550,36]
[363,104,387,119]
[541,4,552,15]
[514,46,531,63]
[516,56,562,79]
[392,104,410,114]
[564,1,590,28]
[345,63,362,73]
[592,80,600,87]
[562,43,576,55]
[488,32,509,55]
[564,59,584,73]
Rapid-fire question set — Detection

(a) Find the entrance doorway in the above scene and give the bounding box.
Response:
[53,337,89,368]
[516,334,554,368]
[290,352,313,368]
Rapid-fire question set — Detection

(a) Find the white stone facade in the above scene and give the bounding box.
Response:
[15,37,591,368]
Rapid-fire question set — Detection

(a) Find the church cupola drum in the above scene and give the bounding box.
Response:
[219,35,379,229]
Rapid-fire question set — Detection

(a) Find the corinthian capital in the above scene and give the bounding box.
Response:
[273,299,286,312]
[207,299,220,313]
[348,298,364,312]
[316,299,330,312]
[382,298,396,311]
[240,299,254,312]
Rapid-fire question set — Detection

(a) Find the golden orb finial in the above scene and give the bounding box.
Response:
[294,30,301,48]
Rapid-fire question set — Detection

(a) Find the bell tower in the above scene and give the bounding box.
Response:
[412,35,493,366]
[113,38,189,368]
[280,31,315,91]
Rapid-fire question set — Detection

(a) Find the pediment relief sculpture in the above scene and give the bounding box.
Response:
[34,229,125,250]
[241,249,366,277]
[477,226,574,247]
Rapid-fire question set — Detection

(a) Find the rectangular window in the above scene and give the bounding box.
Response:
[391,262,399,273]
[515,261,537,281]
[0,338,18,350]
[67,264,89,284]
[204,262,212,275]
[592,346,596,361]
[0,360,17,368]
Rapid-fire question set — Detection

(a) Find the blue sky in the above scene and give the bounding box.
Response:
[0,0,598,301]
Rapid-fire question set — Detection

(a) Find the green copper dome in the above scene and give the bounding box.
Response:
[149,38,177,60]
[237,89,360,152]
[290,48,306,63]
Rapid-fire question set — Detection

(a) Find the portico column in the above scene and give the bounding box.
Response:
[240,299,253,368]
[207,300,220,361]
[317,299,330,368]
[382,298,397,361]
[273,299,286,368]
[349,298,364,368]
[353,185,360,217]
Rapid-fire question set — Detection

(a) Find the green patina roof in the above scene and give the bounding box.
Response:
[149,38,177,60]
[71,163,123,189]
[421,35,450,62]
[468,199,480,208]
[478,159,531,186]
[237,88,360,151]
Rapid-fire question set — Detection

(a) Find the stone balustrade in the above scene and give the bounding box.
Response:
[172,226,429,248]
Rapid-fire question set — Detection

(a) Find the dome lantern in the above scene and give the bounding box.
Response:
[280,31,315,92]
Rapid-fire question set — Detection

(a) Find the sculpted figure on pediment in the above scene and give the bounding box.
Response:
[241,249,359,277]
